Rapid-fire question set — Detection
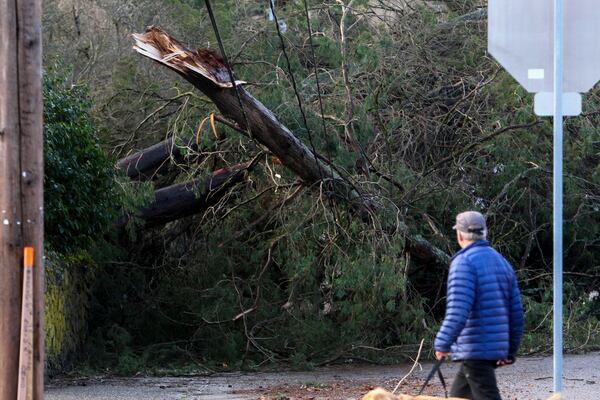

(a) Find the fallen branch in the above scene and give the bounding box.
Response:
[117,161,254,228]
[117,135,195,180]
[392,338,425,394]
[117,114,246,180]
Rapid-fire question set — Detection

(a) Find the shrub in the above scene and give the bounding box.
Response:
[44,67,119,252]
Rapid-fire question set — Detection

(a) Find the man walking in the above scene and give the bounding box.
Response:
[434,211,524,400]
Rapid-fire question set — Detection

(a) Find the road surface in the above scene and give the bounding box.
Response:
[46,353,600,399]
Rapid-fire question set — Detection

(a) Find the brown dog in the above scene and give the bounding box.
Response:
[361,388,466,400]
[361,388,562,400]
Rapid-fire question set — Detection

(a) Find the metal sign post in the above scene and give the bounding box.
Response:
[488,0,600,395]
[552,0,563,394]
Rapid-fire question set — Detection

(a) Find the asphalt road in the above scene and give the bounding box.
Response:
[45,353,600,399]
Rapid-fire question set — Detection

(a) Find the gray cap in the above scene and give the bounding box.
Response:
[453,211,486,234]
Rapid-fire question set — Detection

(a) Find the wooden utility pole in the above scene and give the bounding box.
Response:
[0,0,44,399]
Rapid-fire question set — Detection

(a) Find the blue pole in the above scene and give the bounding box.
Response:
[553,0,564,395]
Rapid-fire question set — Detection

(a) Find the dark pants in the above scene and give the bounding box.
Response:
[450,360,502,400]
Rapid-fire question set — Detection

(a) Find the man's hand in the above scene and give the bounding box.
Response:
[496,356,515,367]
[435,351,449,360]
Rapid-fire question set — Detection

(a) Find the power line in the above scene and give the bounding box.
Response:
[302,0,329,153]
[203,0,252,138]
[269,1,325,181]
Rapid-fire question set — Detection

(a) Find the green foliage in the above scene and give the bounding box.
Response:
[84,192,435,372]
[83,324,147,375]
[521,282,600,354]
[41,0,600,374]
[43,66,148,374]
[43,67,119,252]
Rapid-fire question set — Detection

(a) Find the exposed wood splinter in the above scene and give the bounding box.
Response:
[133,26,245,88]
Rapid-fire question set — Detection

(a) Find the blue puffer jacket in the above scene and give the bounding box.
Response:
[434,240,524,361]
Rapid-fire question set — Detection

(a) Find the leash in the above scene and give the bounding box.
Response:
[418,358,448,397]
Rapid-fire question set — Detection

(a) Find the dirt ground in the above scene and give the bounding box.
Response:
[45,353,600,400]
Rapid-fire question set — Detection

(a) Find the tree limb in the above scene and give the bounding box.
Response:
[117,162,254,228]
[131,26,450,267]
[132,26,377,219]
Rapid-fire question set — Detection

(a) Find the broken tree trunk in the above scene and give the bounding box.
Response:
[117,115,240,180]
[117,135,195,180]
[131,27,449,267]
[132,27,375,218]
[117,162,251,228]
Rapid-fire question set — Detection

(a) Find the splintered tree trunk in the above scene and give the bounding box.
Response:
[131,27,449,267]
[132,27,375,218]
[117,163,251,228]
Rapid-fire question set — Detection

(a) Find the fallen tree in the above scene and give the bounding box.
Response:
[132,27,375,216]
[131,27,449,267]
[117,162,254,228]
[117,115,243,180]
[117,135,195,180]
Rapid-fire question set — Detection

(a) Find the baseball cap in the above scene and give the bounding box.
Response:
[453,211,486,234]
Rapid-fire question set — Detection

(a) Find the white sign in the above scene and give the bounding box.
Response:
[534,92,581,116]
[488,0,600,115]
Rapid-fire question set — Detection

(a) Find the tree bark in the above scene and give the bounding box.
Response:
[131,27,449,267]
[117,115,244,180]
[117,135,195,180]
[118,163,251,228]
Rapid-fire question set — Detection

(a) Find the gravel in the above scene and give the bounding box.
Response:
[45,353,600,399]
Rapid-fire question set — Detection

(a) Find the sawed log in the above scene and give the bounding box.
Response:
[117,162,251,228]
[117,135,194,180]
[117,115,240,180]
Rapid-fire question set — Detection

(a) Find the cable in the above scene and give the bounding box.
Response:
[203,0,252,138]
[302,0,329,154]
[269,1,325,182]
[300,0,347,222]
